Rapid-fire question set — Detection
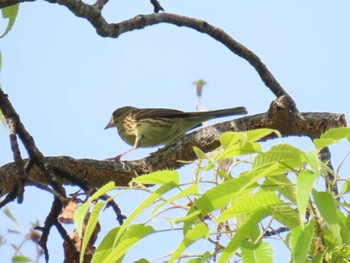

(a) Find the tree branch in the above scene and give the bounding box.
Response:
[0,0,288,99]
[0,96,346,198]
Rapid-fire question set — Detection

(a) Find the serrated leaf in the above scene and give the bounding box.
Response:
[254,144,305,171]
[168,222,209,263]
[262,174,296,203]
[195,176,256,216]
[0,4,19,38]
[296,170,317,224]
[312,190,341,244]
[270,205,300,229]
[132,170,179,185]
[241,241,273,263]
[218,209,270,263]
[217,191,281,222]
[290,219,315,263]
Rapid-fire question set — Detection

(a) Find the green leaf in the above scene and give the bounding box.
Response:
[193,146,207,160]
[90,181,115,201]
[310,252,325,263]
[290,219,315,263]
[340,179,350,195]
[113,224,155,262]
[218,209,270,263]
[254,144,305,171]
[0,4,19,38]
[134,259,150,263]
[195,176,256,216]
[80,201,105,263]
[314,127,350,149]
[3,207,21,232]
[337,211,350,243]
[220,132,242,148]
[296,170,317,224]
[244,128,280,141]
[262,174,296,203]
[312,190,341,244]
[185,251,211,263]
[152,184,198,218]
[97,224,154,263]
[320,127,350,140]
[170,208,201,224]
[11,255,32,262]
[269,205,300,229]
[218,141,261,159]
[110,183,175,251]
[74,182,115,237]
[241,241,273,263]
[217,191,281,222]
[132,170,179,185]
[92,227,119,263]
[168,222,209,263]
[304,150,321,175]
[0,109,5,126]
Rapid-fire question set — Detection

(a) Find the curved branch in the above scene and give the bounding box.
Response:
[0,0,288,98]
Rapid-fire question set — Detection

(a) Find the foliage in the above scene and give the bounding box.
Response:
[75,127,350,262]
[0,4,19,38]
[0,207,43,262]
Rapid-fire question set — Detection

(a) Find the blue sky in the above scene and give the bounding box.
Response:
[1,1,350,262]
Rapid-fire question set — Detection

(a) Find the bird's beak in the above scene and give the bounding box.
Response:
[104,119,115,130]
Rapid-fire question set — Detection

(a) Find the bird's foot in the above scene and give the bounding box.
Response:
[106,155,123,162]
[106,155,131,171]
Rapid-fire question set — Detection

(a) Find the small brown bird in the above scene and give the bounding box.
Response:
[105,106,247,161]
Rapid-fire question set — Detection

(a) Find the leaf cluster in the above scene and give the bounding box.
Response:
[64,128,350,262]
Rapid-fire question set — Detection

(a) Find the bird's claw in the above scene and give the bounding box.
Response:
[106,155,130,171]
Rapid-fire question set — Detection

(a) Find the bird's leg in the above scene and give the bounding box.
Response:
[106,147,135,162]
[106,135,141,162]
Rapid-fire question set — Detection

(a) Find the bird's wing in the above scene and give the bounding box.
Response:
[134,108,186,120]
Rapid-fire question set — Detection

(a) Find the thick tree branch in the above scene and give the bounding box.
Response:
[0,88,66,199]
[0,96,346,198]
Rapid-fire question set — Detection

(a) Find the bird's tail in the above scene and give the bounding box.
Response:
[186,106,248,121]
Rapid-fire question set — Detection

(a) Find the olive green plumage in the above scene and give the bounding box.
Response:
[105,106,247,151]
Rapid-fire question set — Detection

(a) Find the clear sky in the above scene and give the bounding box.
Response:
[1,1,350,262]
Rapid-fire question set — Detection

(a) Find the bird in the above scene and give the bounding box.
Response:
[105,106,247,161]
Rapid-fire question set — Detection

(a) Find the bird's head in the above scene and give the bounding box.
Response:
[104,106,136,129]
